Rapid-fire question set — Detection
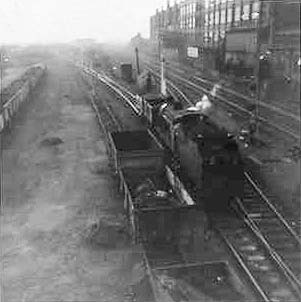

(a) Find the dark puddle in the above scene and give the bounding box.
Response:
[40,137,64,147]
[85,218,129,249]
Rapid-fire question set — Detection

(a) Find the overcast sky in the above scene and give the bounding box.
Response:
[0,0,168,44]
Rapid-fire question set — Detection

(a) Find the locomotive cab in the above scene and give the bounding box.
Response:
[173,111,244,211]
[201,137,244,211]
[143,99,244,212]
[141,94,177,125]
[141,93,165,125]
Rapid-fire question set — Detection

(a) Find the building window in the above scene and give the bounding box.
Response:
[235,5,241,22]
[213,34,218,44]
[220,29,225,39]
[215,11,219,26]
[192,3,195,15]
[205,13,209,26]
[227,5,233,25]
[242,4,250,20]
[220,9,226,24]
[210,12,214,26]
[252,2,260,19]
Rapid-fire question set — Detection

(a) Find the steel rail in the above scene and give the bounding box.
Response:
[97,77,140,115]
[239,174,301,292]
[218,231,270,302]
[83,65,300,300]
[144,61,300,140]
[85,67,140,115]
[144,57,300,123]
[82,66,182,302]
[244,172,301,244]
[234,197,301,297]
[193,76,300,123]
[165,78,191,106]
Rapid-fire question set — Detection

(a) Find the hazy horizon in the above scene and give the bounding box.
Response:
[0,0,168,45]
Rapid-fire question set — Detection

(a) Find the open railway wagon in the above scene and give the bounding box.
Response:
[113,63,133,82]
[108,130,248,301]
[108,130,197,241]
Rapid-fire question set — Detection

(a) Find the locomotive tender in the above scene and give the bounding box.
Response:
[137,93,244,212]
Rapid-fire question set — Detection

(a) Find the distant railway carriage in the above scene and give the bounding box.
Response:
[139,93,244,211]
[120,63,133,82]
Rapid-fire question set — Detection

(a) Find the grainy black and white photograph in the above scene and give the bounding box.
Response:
[0,0,300,301]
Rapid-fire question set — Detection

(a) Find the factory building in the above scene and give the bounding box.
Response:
[150,0,300,84]
[150,1,204,65]
[204,0,263,74]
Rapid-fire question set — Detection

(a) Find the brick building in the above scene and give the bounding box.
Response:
[204,0,265,74]
[267,2,300,81]
[150,1,205,65]
[150,0,300,80]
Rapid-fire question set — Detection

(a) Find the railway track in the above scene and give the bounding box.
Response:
[240,173,301,275]
[162,58,300,118]
[80,65,301,301]
[154,58,299,118]
[144,60,300,142]
[82,66,189,301]
[82,67,122,134]
[215,171,301,301]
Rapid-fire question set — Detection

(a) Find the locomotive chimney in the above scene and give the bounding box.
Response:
[135,47,140,75]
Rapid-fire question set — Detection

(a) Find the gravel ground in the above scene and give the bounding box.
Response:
[1,59,145,302]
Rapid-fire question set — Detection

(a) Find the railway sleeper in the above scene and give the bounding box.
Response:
[242,198,267,205]
[284,253,301,263]
[265,231,295,241]
[256,224,286,234]
[255,212,279,219]
[244,206,270,215]
[276,243,301,253]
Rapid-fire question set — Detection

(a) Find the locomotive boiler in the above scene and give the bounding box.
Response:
[140,93,244,212]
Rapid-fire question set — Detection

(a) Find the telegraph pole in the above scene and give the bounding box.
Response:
[159,33,167,96]
[0,49,3,214]
[135,47,140,75]
[255,0,263,134]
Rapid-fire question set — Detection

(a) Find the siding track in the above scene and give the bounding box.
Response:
[80,65,301,301]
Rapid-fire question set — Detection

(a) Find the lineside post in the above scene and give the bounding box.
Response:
[0,50,3,214]
[159,33,167,97]
[255,0,263,136]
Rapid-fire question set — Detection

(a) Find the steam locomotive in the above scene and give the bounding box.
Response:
[137,93,244,212]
